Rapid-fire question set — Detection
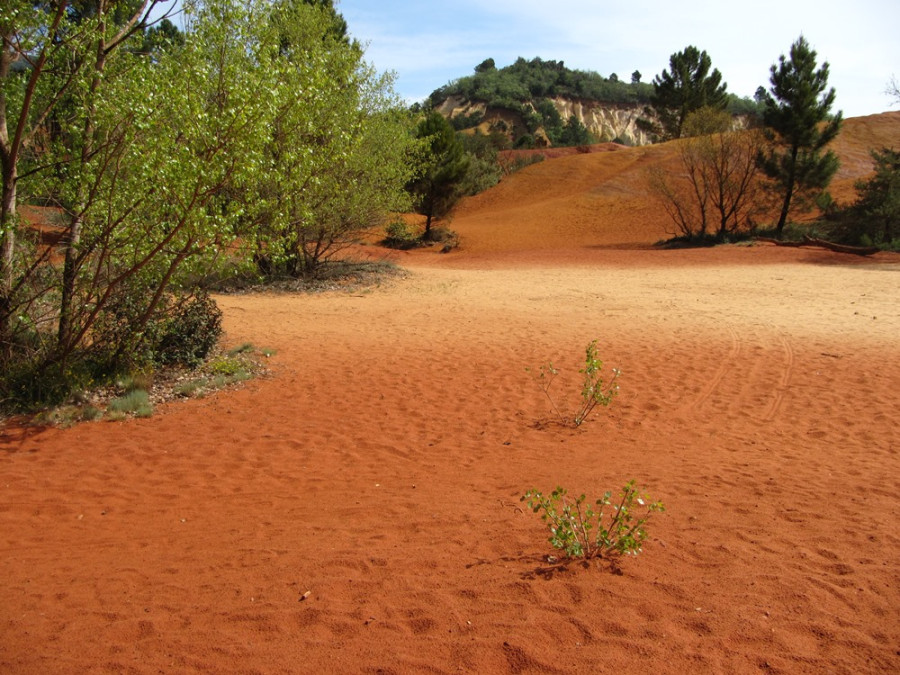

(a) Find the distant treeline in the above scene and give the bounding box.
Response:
[426,56,763,124]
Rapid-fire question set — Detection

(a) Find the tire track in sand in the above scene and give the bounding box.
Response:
[761,335,795,423]
[687,325,742,415]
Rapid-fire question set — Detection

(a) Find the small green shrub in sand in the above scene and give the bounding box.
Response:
[107,389,152,418]
[174,378,209,398]
[522,481,664,560]
[79,405,103,422]
[529,339,620,427]
[206,356,247,377]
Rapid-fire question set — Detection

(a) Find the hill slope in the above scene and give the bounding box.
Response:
[446,111,900,256]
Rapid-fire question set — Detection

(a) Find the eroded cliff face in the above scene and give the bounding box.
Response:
[435,95,655,146]
[550,98,654,146]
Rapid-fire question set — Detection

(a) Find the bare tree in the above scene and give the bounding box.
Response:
[888,75,900,106]
[650,108,764,240]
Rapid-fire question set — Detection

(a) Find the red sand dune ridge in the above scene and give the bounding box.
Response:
[1,112,899,674]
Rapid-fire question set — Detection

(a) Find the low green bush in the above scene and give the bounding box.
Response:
[156,291,223,368]
[107,389,152,418]
[382,220,423,250]
[522,481,665,560]
[528,339,620,427]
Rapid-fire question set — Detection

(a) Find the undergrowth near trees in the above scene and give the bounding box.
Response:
[22,343,275,427]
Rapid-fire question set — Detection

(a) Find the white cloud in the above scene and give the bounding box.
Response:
[340,0,900,115]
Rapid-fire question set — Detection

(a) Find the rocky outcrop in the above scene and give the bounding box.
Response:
[549,97,654,146]
[435,95,655,147]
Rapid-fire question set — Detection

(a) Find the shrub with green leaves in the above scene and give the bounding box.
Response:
[382,220,422,249]
[529,339,620,427]
[155,291,223,368]
[522,482,665,560]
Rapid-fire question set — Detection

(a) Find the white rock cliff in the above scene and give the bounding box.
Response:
[436,95,655,147]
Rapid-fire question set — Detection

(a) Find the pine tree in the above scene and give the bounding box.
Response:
[854,148,900,244]
[650,46,728,140]
[758,36,842,235]
[408,113,469,236]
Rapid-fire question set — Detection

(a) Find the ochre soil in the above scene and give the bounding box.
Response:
[2,113,899,674]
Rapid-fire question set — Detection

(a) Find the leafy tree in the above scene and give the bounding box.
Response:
[558,115,592,147]
[245,0,416,278]
[754,86,767,105]
[649,46,728,140]
[475,57,495,73]
[0,0,175,356]
[63,0,147,25]
[295,0,349,41]
[51,0,267,368]
[0,0,417,406]
[830,147,900,246]
[855,147,900,243]
[458,131,502,196]
[139,17,184,56]
[758,35,842,235]
[408,112,470,236]
[535,98,563,143]
[631,70,641,84]
[427,56,654,112]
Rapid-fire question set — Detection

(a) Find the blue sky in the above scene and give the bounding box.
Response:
[153,1,899,118]
[337,0,899,118]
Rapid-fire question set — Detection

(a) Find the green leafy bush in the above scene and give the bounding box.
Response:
[206,355,246,376]
[90,278,167,368]
[522,482,665,560]
[450,110,485,130]
[382,220,422,249]
[827,147,900,247]
[529,339,620,427]
[91,288,222,370]
[155,291,223,368]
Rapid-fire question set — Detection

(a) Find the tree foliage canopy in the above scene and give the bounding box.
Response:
[407,112,470,234]
[649,46,729,141]
[855,147,900,243]
[0,0,417,408]
[758,35,842,233]
[830,147,900,246]
[429,56,654,109]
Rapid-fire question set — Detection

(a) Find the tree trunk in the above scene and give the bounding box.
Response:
[57,0,155,354]
[0,34,18,349]
[0,169,15,350]
[58,22,109,354]
[776,146,799,236]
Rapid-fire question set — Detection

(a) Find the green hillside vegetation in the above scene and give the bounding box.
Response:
[428,57,654,109]
[426,56,763,145]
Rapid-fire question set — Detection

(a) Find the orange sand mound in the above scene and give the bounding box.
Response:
[2,114,899,674]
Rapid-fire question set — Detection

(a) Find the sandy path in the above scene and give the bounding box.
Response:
[2,246,898,673]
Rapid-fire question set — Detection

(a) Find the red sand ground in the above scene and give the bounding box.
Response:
[2,114,899,674]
